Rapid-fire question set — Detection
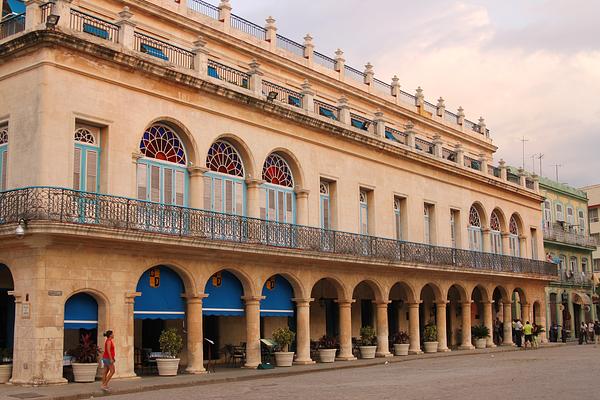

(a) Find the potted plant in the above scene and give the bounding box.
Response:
[0,348,12,384]
[391,331,410,356]
[317,336,338,363]
[68,333,100,383]
[423,323,438,353]
[157,328,183,376]
[272,327,296,367]
[359,326,377,359]
[471,325,490,349]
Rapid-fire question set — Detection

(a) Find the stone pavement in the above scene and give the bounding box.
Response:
[0,343,567,400]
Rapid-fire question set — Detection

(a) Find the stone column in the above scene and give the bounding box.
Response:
[25,0,43,31]
[116,7,136,50]
[295,188,310,226]
[405,121,416,149]
[436,301,449,352]
[521,303,531,323]
[245,178,264,219]
[336,300,356,360]
[408,302,422,354]
[501,233,510,256]
[374,301,392,357]
[248,59,263,96]
[482,229,491,253]
[519,235,527,258]
[243,296,262,368]
[337,96,350,125]
[117,292,139,379]
[459,302,474,349]
[432,135,443,158]
[373,110,385,138]
[455,143,464,166]
[53,0,72,30]
[301,80,315,113]
[188,166,208,209]
[192,36,209,79]
[502,302,514,346]
[482,301,495,348]
[556,299,563,340]
[293,298,314,364]
[499,159,508,181]
[185,296,206,374]
[567,294,575,335]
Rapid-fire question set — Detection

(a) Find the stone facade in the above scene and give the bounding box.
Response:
[0,0,555,386]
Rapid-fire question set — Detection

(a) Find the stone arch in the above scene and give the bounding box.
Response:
[471,284,491,303]
[309,276,349,301]
[351,279,386,303]
[135,261,197,296]
[445,283,468,302]
[207,133,258,179]
[0,263,15,352]
[389,281,418,303]
[202,266,257,298]
[490,207,508,232]
[262,147,306,189]
[419,282,443,301]
[492,285,510,303]
[509,212,525,234]
[469,201,488,228]
[142,117,200,167]
[512,287,527,305]
[259,271,306,300]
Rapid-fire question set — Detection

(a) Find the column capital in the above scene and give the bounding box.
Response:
[461,300,473,306]
[407,301,422,308]
[245,178,265,188]
[242,295,265,304]
[186,293,209,303]
[335,299,355,306]
[294,187,310,197]
[435,300,449,306]
[372,300,391,306]
[292,297,314,305]
[188,165,209,177]
[125,292,141,304]
[481,300,494,305]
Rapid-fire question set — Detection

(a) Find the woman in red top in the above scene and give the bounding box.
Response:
[101,330,115,391]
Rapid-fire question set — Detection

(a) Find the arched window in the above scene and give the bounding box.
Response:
[204,140,245,215]
[260,153,295,223]
[0,124,8,191]
[566,206,575,227]
[555,203,564,222]
[137,124,188,206]
[73,125,100,192]
[320,181,331,230]
[490,211,502,254]
[509,215,520,257]
[578,210,586,234]
[468,206,483,251]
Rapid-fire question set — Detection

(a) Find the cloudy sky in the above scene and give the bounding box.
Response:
[222,0,600,187]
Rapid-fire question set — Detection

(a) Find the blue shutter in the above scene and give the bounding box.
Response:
[261,276,294,317]
[64,293,98,329]
[203,271,244,316]
[134,267,186,320]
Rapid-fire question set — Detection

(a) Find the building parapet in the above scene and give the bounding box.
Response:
[0,187,557,278]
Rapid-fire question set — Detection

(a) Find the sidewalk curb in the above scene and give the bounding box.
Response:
[2,344,564,400]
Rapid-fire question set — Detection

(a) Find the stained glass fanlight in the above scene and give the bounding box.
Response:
[0,127,7,146]
[469,206,481,227]
[509,216,519,235]
[262,153,294,188]
[490,211,501,231]
[140,124,187,165]
[206,140,244,177]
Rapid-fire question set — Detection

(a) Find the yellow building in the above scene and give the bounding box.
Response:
[0,0,555,385]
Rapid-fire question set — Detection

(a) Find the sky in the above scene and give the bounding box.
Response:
[218,0,600,188]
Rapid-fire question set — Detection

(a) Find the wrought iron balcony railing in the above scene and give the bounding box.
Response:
[543,223,598,248]
[557,270,593,287]
[0,187,556,277]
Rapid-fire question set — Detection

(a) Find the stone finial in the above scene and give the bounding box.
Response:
[304,34,313,44]
[415,87,424,107]
[248,58,262,74]
[499,159,506,167]
[364,62,374,85]
[437,97,445,108]
[303,34,314,59]
[436,97,445,117]
[337,96,349,108]
[193,35,208,50]
[266,16,277,29]
[335,49,345,62]
[334,49,345,72]
[118,6,133,20]
[457,106,465,125]
[404,120,415,131]
[478,117,487,135]
[218,0,232,10]
[301,79,312,91]
[457,106,465,117]
[391,75,400,97]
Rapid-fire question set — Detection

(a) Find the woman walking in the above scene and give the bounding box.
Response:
[101,330,116,391]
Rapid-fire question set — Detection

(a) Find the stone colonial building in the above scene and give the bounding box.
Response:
[0,0,555,386]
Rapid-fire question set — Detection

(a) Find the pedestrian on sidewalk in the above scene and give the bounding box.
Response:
[588,321,594,343]
[594,321,600,347]
[512,319,517,344]
[523,321,533,350]
[101,330,116,391]
[515,319,523,348]
[531,323,540,349]
[494,318,502,345]
[579,322,587,345]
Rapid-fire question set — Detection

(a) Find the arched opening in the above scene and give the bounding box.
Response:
[419,284,441,348]
[511,288,527,347]
[62,292,99,381]
[446,284,467,349]
[492,287,508,345]
[548,293,559,342]
[260,275,295,353]
[489,210,503,254]
[204,140,246,216]
[261,153,296,224]
[134,266,187,375]
[310,278,344,343]
[509,214,521,257]
[0,264,14,364]
[352,282,377,334]
[388,283,413,345]
[468,205,484,252]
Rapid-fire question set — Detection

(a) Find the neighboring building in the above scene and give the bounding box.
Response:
[0,0,555,386]
[526,169,597,341]
[581,184,600,317]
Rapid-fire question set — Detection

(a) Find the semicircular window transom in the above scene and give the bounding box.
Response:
[206,140,244,177]
[140,124,187,165]
[74,128,96,145]
[0,127,7,146]
[509,216,519,235]
[262,153,294,188]
[490,211,501,231]
[469,206,481,228]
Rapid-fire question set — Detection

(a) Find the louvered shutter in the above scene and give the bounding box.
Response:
[322,197,330,229]
[0,150,6,191]
[150,165,160,202]
[235,181,243,216]
[259,188,266,219]
[225,179,233,213]
[137,164,147,200]
[285,192,293,223]
[73,147,81,190]
[175,171,184,206]
[85,150,98,192]
[268,189,276,221]
[214,177,223,212]
[203,176,212,210]
[164,168,173,205]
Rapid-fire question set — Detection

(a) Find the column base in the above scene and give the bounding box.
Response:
[335,356,357,361]
[293,359,316,365]
[185,367,207,375]
[376,352,394,358]
[501,342,515,347]
[487,344,497,348]
[242,363,260,369]
[10,377,68,386]
[437,348,451,352]
[408,350,423,355]
[458,345,475,350]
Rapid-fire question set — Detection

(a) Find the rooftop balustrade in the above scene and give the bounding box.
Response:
[0,187,557,278]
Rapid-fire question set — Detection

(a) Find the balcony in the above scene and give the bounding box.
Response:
[0,187,556,278]
[555,269,593,288]
[543,223,598,249]
[0,13,25,40]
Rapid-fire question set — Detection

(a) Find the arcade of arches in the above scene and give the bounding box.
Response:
[0,251,549,385]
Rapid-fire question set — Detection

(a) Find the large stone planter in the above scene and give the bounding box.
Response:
[359,345,377,359]
[274,352,294,367]
[475,338,487,349]
[423,341,438,354]
[318,348,337,363]
[72,363,98,383]
[0,364,12,384]
[156,358,180,376]
[393,343,410,356]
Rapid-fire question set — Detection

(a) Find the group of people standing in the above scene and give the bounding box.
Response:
[578,321,600,345]
[493,318,542,349]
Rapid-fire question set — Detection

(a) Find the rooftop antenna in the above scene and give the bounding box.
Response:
[520,136,528,170]
[537,154,544,177]
[530,154,536,174]
[553,164,563,182]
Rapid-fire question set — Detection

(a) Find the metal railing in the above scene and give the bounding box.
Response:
[442,148,457,162]
[398,90,416,106]
[313,52,336,69]
[557,269,593,287]
[0,13,25,40]
[415,137,433,154]
[40,2,52,23]
[350,113,373,133]
[230,14,266,41]
[345,65,365,83]
[262,80,303,108]
[207,59,250,88]
[70,9,119,43]
[0,187,557,277]
[188,0,219,19]
[444,110,458,124]
[276,34,304,57]
[385,127,406,144]
[423,101,437,115]
[543,223,598,248]
[314,100,339,120]
[134,32,194,69]
[373,78,391,95]
[464,156,481,171]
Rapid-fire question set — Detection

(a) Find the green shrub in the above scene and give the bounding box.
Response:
[471,324,490,339]
[391,331,410,345]
[318,335,338,349]
[360,326,377,346]
[272,327,295,352]
[159,328,183,359]
[424,323,437,342]
[68,333,100,363]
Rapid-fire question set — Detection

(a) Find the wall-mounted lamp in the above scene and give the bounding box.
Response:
[15,218,27,238]
[266,91,278,102]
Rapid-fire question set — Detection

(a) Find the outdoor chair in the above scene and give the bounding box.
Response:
[231,343,246,367]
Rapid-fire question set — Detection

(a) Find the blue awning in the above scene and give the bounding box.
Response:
[261,275,294,317]
[203,271,244,316]
[7,0,25,14]
[135,266,185,320]
[65,293,98,330]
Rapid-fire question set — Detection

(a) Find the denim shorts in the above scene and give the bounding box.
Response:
[102,358,113,366]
